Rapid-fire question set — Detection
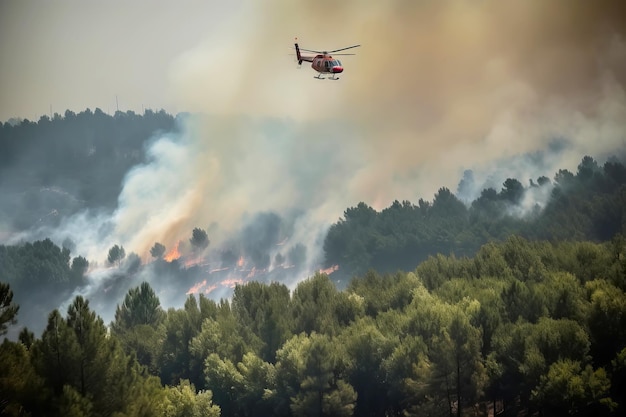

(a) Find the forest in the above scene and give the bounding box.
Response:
[1,110,626,416]
[324,155,626,281]
[2,236,626,416]
[0,108,178,231]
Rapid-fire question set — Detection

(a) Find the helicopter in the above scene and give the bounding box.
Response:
[294,38,360,80]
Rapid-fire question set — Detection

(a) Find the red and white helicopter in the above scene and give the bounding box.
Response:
[294,38,360,80]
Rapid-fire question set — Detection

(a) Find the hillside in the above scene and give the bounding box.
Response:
[325,156,626,280]
[2,235,625,416]
[1,110,626,416]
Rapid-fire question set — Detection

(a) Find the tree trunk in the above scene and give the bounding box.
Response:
[456,354,461,417]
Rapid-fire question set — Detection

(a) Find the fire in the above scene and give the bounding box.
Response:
[186,279,218,295]
[164,242,181,262]
[237,256,244,268]
[187,279,207,294]
[184,255,208,268]
[221,278,244,288]
[186,277,244,296]
[319,264,339,275]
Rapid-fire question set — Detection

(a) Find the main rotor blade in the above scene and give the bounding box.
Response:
[331,53,356,56]
[328,44,361,53]
[299,47,323,53]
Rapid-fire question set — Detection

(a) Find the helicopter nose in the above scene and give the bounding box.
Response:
[332,66,343,74]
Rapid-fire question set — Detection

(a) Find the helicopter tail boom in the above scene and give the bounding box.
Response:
[294,41,313,64]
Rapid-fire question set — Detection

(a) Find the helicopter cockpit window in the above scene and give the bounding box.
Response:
[325,61,330,69]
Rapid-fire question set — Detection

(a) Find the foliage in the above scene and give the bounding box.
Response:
[531,359,616,416]
[190,228,210,252]
[111,283,166,374]
[3,236,626,415]
[113,282,165,330]
[0,282,19,335]
[150,242,166,259]
[24,296,167,416]
[162,379,220,417]
[324,156,626,279]
[0,339,48,416]
[107,244,126,267]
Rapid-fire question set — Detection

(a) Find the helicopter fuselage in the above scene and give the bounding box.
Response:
[311,55,344,75]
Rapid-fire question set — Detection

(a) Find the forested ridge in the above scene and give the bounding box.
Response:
[1,110,626,416]
[325,156,626,280]
[0,109,177,231]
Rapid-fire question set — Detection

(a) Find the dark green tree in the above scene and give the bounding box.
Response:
[18,326,35,348]
[585,279,626,366]
[159,295,219,387]
[107,244,126,267]
[162,379,221,417]
[341,317,394,416]
[500,178,525,204]
[70,256,89,286]
[231,281,293,362]
[65,296,110,400]
[203,353,245,417]
[531,360,615,416]
[0,282,19,335]
[190,228,210,252]
[34,309,76,395]
[236,352,278,416]
[291,273,340,336]
[275,332,356,417]
[113,282,165,329]
[0,340,48,416]
[150,242,166,259]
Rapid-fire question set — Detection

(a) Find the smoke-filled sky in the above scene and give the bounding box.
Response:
[2,0,626,260]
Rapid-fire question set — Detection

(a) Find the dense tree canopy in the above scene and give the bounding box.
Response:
[325,156,626,281]
[1,235,625,416]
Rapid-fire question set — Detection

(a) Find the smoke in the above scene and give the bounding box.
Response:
[164,0,626,200]
[3,1,626,331]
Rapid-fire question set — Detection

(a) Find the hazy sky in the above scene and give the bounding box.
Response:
[0,0,247,120]
[3,1,623,121]
[3,0,626,258]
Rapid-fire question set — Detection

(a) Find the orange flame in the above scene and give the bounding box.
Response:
[222,278,244,288]
[186,279,218,295]
[319,264,339,275]
[187,279,207,294]
[237,256,244,268]
[164,242,181,262]
[184,256,207,268]
[246,267,257,279]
